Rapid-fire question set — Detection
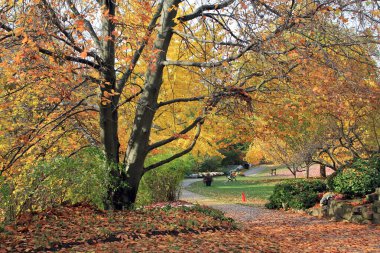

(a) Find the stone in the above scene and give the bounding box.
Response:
[350,215,364,224]
[362,211,373,220]
[372,213,380,224]
[362,219,372,225]
[352,206,362,214]
[373,201,380,213]
[341,205,353,220]
[330,217,340,222]
[375,188,380,194]
[320,192,335,206]
[310,208,323,217]
[365,193,378,203]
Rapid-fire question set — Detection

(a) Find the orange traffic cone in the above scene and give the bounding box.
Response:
[242,192,246,202]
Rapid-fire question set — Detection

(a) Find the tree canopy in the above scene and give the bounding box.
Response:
[1,0,379,208]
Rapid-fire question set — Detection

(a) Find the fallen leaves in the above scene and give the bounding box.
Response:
[1,202,379,252]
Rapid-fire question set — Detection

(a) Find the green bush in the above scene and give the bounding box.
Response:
[266,179,326,210]
[332,156,380,198]
[199,156,222,172]
[0,147,109,221]
[137,154,195,206]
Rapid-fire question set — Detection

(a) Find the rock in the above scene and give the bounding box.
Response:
[362,219,372,225]
[352,206,362,215]
[375,188,380,194]
[372,201,380,213]
[365,193,378,203]
[310,208,323,217]
[342,206,353,220]
[362,211,373,220]
[320,192,335,206]
[372,213,380,224]
[350,215,364,224]
[330,217,341,222]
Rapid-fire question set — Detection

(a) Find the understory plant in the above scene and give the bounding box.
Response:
[266,179,327,210]
[0,147,109,223]
[331,155,380,198]
[136,153,195,206]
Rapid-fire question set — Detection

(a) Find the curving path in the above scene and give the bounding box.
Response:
[180,169,380,252]
[181,178,277,222]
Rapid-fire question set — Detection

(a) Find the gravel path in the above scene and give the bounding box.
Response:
[181,165,272,222]
[181,178,277,222]
[180,168,380,252]
[242,165,267,176]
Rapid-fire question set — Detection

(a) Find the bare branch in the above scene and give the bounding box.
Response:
[178,0,236,22]
[38,48,101,70]
[162,41,260,67]
[144,120,203,172]
[173,30,245,47]
[157,95,206,108]
[148,116,204,151]
[66,0,102,51]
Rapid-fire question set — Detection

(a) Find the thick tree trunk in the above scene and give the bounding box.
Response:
[306,165,310,178]
[100,104,119,163]
[320,164,327,178]
[97,0,124,209]
[101,100,122,209]
[112,0,180,209]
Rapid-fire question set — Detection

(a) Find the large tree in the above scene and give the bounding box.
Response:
[1,0,379,208]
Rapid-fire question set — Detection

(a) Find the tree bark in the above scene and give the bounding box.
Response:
[96,0,124,208]
[320,164,326,178]
[113,0,181,209]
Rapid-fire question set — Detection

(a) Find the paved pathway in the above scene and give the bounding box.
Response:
[242,165,268,176]
[180,176,276,222]
[180,167,380,252]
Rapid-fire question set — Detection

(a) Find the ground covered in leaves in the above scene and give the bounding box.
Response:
[1,202,379,252]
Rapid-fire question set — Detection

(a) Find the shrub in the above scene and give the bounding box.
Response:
[198,156,223,172]
[332,156,380,198]
[0,147,109,222]
[266,179,327,210]
[137,154,195,206]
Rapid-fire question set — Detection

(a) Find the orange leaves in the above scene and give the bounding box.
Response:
[339,15,349,23]
[47,97,61,103]
[4,202,379,252]
[21,35,29,44]
[0,204,240,252]
[240,1,248,10]
[80,50,88,58]
[101,89,120,105]
[75,19,85,32]
[13,27,25,36]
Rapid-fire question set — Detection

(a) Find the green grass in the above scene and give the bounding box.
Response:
[186,176,284,206]
[253,164,288,176]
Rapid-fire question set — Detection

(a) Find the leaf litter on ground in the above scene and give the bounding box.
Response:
[0,202,379,252]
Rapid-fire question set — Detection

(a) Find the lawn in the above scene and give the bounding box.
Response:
[186,176,284,205]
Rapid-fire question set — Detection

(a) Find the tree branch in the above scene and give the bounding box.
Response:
[172,29,245,47]
[66,0,102,51]
[147,116,204,151]
[162,40,260,67]
[38,48,101,70]
[178,0,236,22]
[157,95,206,108]
[116,1,164,94]
[144,120,203,172]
